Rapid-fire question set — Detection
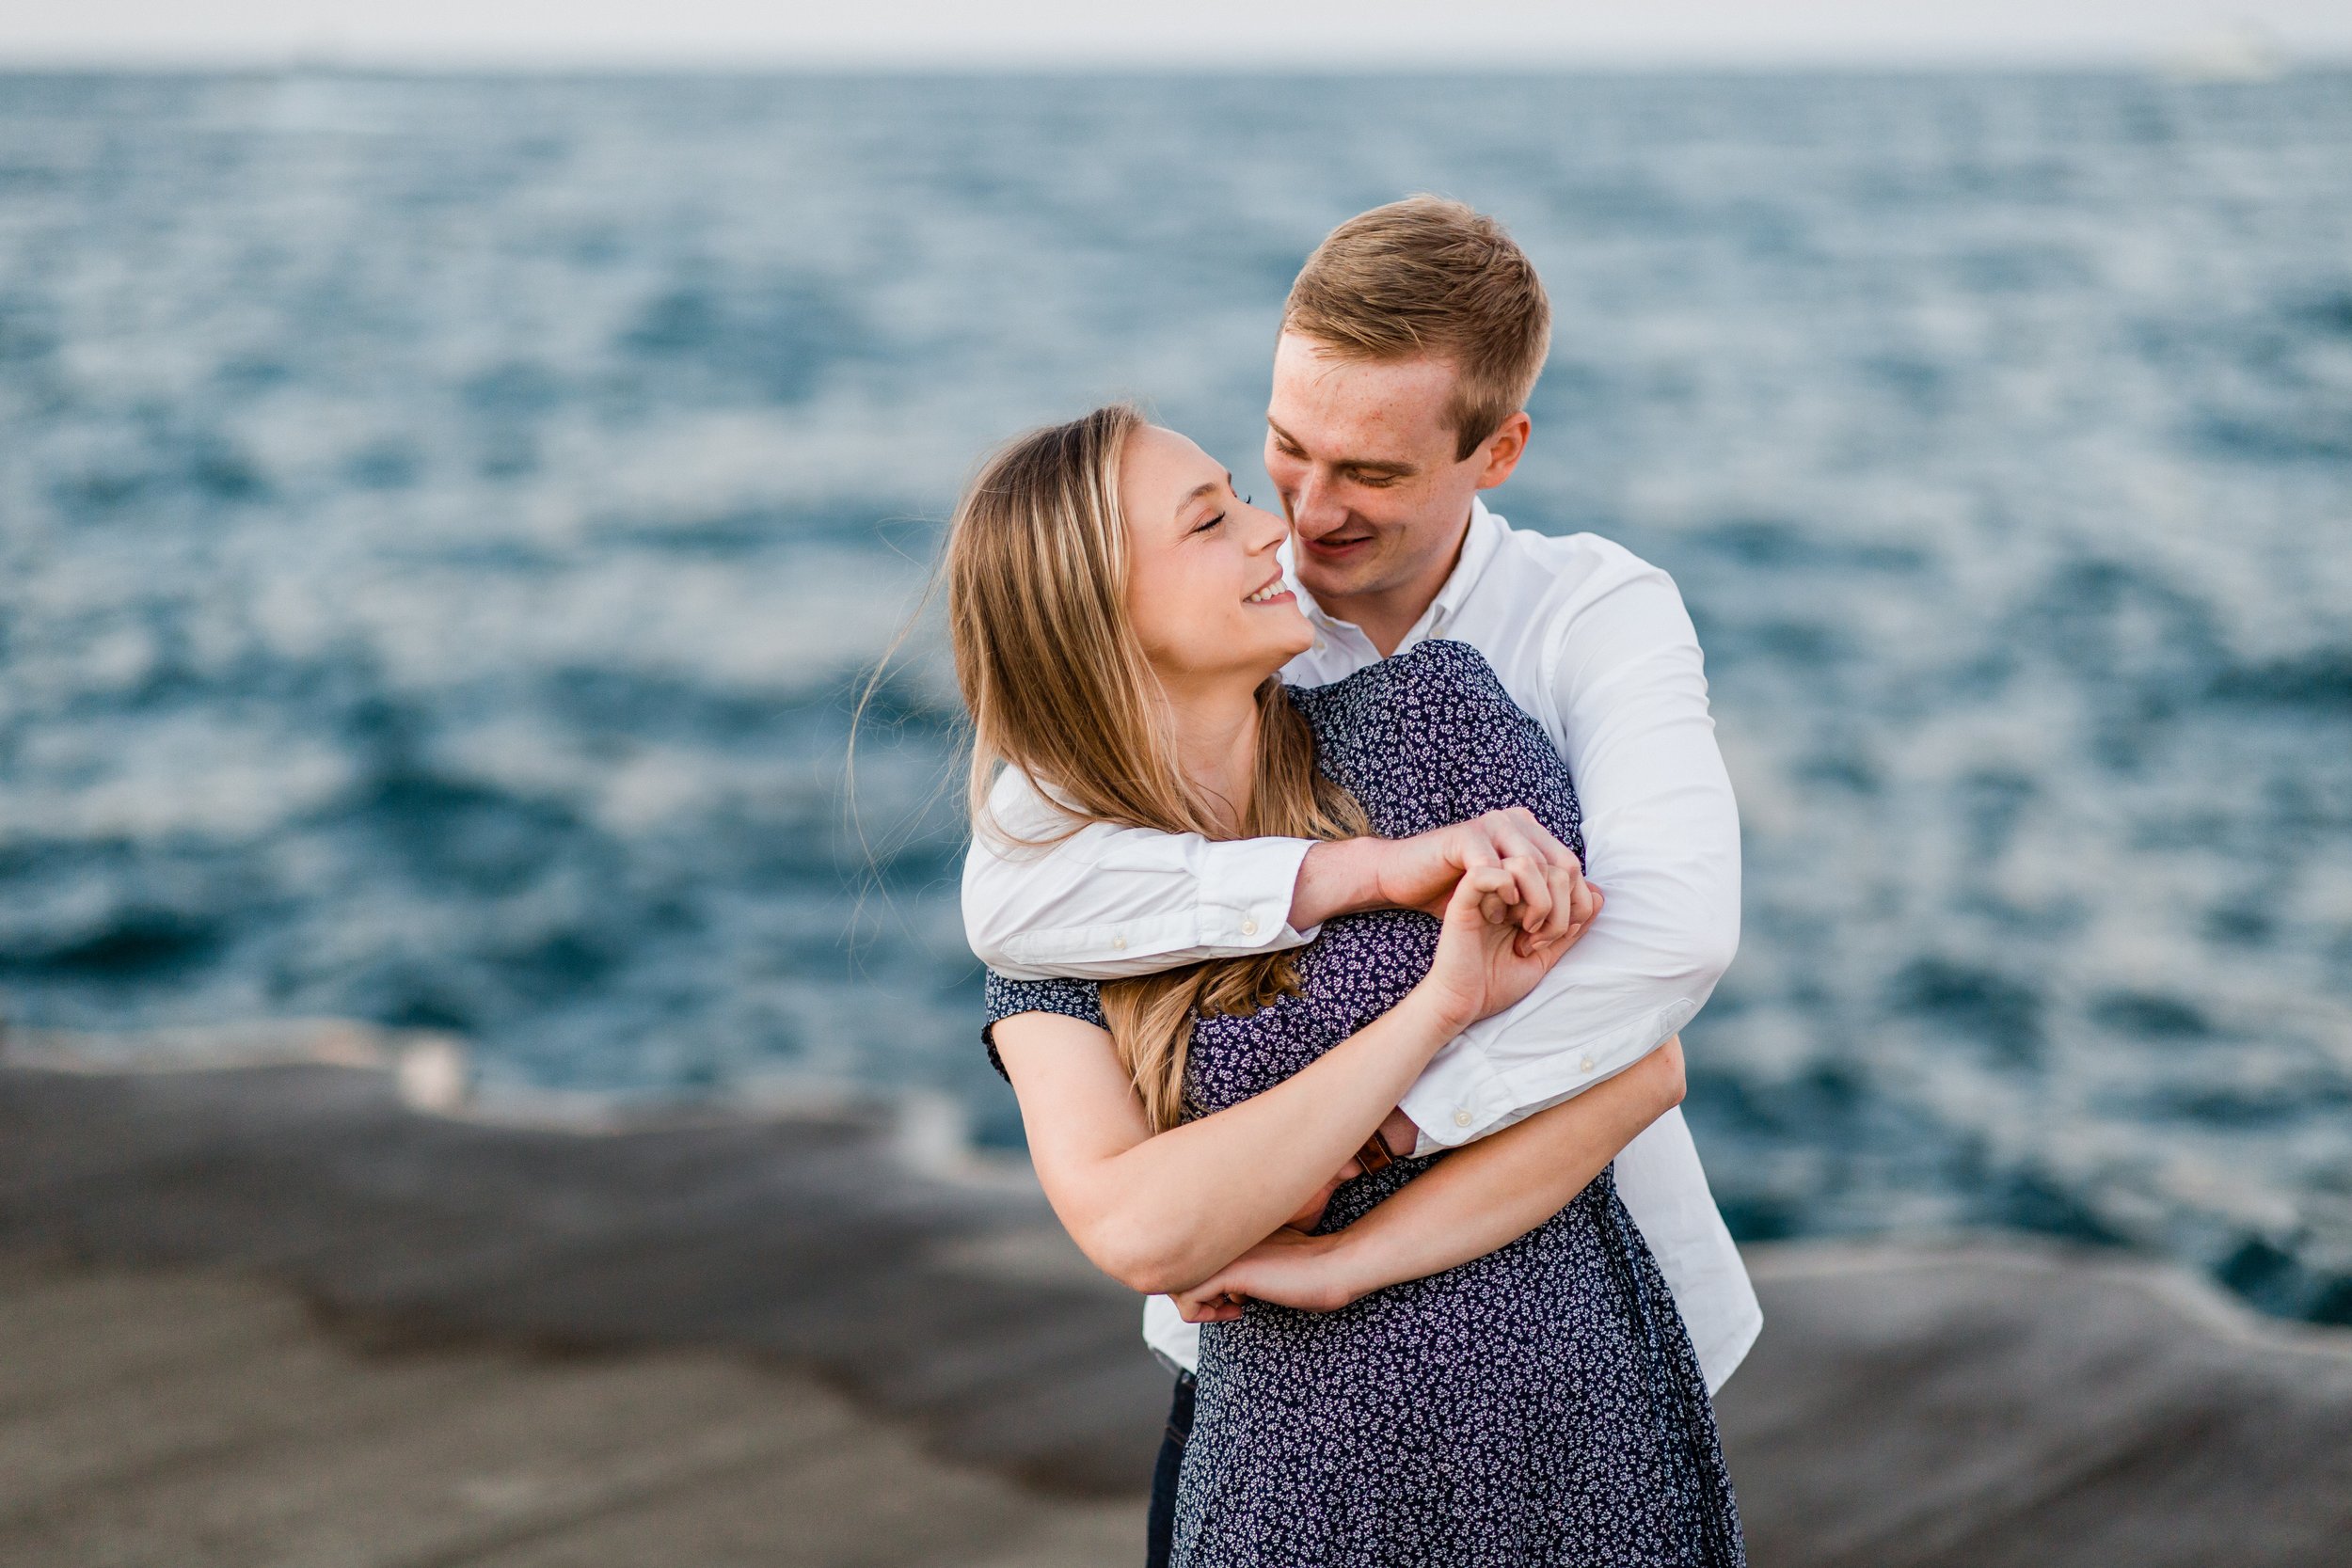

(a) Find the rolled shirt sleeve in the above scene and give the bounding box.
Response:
[961,767,1318,982]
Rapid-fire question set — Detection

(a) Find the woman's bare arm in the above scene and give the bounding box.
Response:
[997,865,1576,1296]
[1170,1037,1688,1321]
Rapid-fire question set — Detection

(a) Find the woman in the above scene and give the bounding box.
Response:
[955,404,1743,1567]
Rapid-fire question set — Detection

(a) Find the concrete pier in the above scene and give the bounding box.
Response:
[1,1044,2345,1566]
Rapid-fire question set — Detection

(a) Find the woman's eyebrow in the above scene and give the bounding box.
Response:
[1174,477,1224,522]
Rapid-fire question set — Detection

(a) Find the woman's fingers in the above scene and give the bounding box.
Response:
[1569,875,1602,930]
[1456,863,1592,939]
[1447,863,1517,929]
[1481,808,1578,872]
[1501,860,1584,942]
[1481,820,1535,918]
[1445,865,1491,926]
[1534,861,1579,938]
[1480,817,1588,937]
[1513,919,1581,960]
[1449,863,1515,911]
[1502,853,1552,931]
[1422,815,1587,931]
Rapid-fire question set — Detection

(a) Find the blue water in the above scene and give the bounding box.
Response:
[2,71,2349,1320]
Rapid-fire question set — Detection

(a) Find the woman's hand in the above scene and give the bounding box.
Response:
[1172,1226,1358,1323]
[1412,863,1583,1028]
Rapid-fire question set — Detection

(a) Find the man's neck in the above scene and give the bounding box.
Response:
[1311,505,1473,658]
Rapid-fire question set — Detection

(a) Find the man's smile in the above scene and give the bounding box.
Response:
[1300,530,1375,561]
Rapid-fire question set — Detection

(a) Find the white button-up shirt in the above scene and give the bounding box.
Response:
[964,499,1760,1393]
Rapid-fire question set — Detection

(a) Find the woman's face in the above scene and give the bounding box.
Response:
[1120,424,1312,695]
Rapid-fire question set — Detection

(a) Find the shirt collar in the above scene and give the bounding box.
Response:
[1422,496,1503,637]
[1286,497,1504,650]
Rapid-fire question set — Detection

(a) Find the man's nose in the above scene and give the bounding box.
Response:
[1290,469,1348,535]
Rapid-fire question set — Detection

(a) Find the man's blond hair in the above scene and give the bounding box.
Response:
[1283,196,1551,463]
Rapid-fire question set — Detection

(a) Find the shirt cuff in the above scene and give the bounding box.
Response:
[1398,997,1698,1151]
[1396,1045,1512,1154]
[1192,836,1319,948]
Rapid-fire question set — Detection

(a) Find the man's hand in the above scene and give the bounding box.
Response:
[1291,810,1602,952]
[1280,1155,1363,1234]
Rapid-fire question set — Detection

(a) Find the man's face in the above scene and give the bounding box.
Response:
[1263,330,1496,614]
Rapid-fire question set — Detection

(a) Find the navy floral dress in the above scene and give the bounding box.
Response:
[984,641,1743,1568]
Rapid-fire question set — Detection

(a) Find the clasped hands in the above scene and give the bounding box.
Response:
[1177,812,1604,1325]
[1318,806,1601,959]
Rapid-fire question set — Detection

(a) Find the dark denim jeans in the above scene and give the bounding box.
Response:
[1144,1371,1196,1568]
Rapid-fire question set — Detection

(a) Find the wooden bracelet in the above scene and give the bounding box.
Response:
[1355,1129,1395,1174]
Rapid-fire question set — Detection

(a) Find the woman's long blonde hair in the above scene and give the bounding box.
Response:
[947,404,1368,1131]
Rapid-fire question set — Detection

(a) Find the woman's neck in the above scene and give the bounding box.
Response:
[1164,676,1263,835]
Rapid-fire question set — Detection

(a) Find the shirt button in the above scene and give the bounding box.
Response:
[1580,1056,1595,1072]
[1112,936,1126,951]
[1453,1109,1472,1128]
[1241,918,1260,937]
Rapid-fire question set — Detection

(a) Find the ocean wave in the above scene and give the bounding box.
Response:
[1,69,2347,1321]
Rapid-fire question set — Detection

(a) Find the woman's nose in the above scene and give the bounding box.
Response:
[1248,500,1289,552]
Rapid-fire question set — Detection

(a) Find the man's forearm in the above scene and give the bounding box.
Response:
[1288,838,1391,930]
[1325,1040,1687,1302]
[1396,981,1701,1154]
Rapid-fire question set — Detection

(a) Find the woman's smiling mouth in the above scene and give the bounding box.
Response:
[1245,575,1293,606]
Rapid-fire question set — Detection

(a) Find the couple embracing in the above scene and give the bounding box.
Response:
[946,198,1756,1566]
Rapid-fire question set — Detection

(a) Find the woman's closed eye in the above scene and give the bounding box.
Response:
[1190,495,1251,535]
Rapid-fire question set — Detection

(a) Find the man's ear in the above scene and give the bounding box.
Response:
[1473,412,1531,490]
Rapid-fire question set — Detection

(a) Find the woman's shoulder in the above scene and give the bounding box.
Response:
[1288,637,1579,845]
[1288,638,1513,720]
[1389,637,1510,699]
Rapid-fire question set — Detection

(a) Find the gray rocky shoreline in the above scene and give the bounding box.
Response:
[2,1027,2345,1566]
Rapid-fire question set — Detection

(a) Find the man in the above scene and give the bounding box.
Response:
[963,197,1757,1565]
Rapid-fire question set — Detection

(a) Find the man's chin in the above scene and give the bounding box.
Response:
[1295,562,1378,607]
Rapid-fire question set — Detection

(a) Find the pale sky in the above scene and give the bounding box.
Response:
[5,1,2350,69]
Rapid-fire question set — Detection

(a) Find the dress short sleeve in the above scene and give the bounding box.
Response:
[981,971,1108,1080]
